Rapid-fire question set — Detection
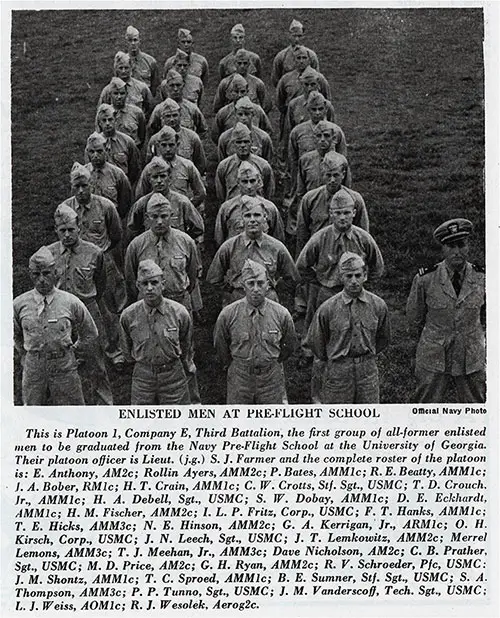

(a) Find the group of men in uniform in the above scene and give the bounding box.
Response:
[14,19,486,406]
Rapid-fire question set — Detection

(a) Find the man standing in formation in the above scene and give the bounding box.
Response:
[14,247,98,405]
[214,259,297,404]
[120,260,193,404]
[306,252,390,403]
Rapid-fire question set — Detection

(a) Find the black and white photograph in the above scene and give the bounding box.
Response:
[9,6,487,406]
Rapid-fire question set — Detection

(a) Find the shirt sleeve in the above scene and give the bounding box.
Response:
[124,243,139,303]
[94,249,106,301]
[73,298,98,352]
[206,244,229,288]
[271,52,283,87]
[116,170,133,219]
[105,202,123,249]
[213,81,227,113]
[279,310,298,362]
[365,237,385,282]
[119,311,134,363]
[193,107,208,138]
[137,109,146,149]
[191,136,207,175]
[186,239,201,293]
[213,311,232,367]
[277,245,300,291]
[150,60,160,98]
[188,164,207,208]
[262,164,275,200]
[296,235,320,284]
[178,308,195,372]
[13,304,24,357]
[305,305,329,361]
[376,301,391,354]
[406,274,427,339]
[127,140,142,186]
[215,161,226,202]
[353,193,369,233]
[183,198,205,240]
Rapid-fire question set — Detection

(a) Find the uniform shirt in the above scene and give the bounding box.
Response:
[271,45,319,86]
[99,77,154,116]
[120,297,192,366]
[135,155,206,207]
[164,51,209,83]
[212,102,272,144]
[129,50,160,95]
[127,190,204,240]
[296,186,369,256]
[218,125,274,162]
[147,127,207,174]
[214,195,285,247]
[283,95,336,146]
[182,73,204,106]
[305,289,390,361]
[289,120,347,185]
[215,154,275,202]
[406,261,485,376]
[296,224,384,289]
[84,162,133,219]
[213,73,270,113]
[219,49,262,80]
[14,288,98,354]
[148,99,208,138]
[62,194,122,252]
[207,232,299,292]
[47,239,106,301]
[111,103,146,148]
[276,69,331,113]
[125,228,200,302]
[214,297,297,367]
[85,131,141,185]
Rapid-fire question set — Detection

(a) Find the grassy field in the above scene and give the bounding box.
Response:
[11,8,485,404]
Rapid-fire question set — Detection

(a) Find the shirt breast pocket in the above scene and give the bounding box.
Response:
[170,256,187,272]
[163,327,180,346]
[113,152,128,165]
[75,265,95,282]
[361,314,378,332]
[89,219,104,234]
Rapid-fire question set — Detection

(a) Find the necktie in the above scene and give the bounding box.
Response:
[452,271,461,297]
[249,308,261,365]
[38,296,49,317]
[349,298,364,356]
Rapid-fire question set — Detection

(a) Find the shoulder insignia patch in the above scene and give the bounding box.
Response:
[417,264,439,277]
[472,263,485,273]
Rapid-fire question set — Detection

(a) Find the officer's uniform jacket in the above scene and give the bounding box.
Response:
[406,261,485,375]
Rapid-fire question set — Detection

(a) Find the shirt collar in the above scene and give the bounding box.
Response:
[243,233,263,247]
[445,262,466,280]
[341,289,368,304]
[245,298,266,315]
[333,225,353,240]
[144,299,166,315]
[33,289,55,305]
[61,239,81,254]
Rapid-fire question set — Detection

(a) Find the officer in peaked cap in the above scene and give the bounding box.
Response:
[406,218,485,402]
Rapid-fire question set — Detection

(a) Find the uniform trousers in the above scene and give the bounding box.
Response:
[227,360,286,404]
[131,361,190,404]
[167,290,200,405]
[22,349,85,405]
[322,355,379,404]
[80,299,113,405]
[100,251,127,364]
[414,368,486,403]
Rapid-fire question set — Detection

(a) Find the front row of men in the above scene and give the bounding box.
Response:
[14,208,485,405]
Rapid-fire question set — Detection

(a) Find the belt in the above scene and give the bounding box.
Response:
[28,349,70,360]
[330,354,375,365]
[232,359,278,375]
[138,359,180,374]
